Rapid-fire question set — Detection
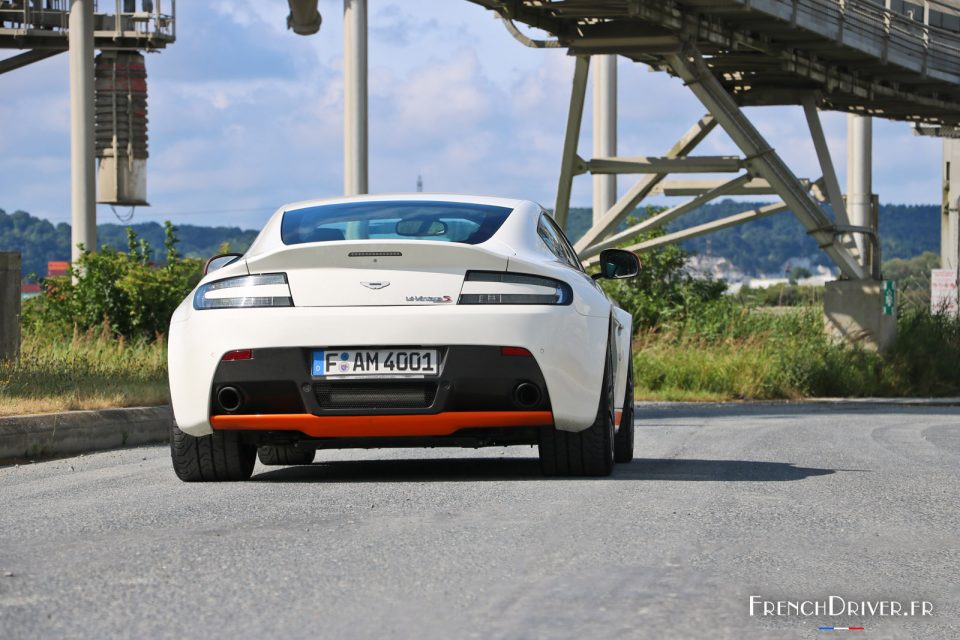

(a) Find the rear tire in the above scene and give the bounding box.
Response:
[614,358,635,463]
[258,445,316,466]
[538,340,615,477]
[170,421,256,482]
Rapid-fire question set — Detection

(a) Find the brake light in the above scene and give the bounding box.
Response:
[221,349,253,361]
[500,346,532,357]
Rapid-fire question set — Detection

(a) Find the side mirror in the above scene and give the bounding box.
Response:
[594,249,640,280]
[204,253,243,275]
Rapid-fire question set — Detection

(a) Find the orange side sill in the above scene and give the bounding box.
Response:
[210,411,555,438]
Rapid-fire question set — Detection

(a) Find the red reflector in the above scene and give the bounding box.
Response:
[221,349,253,361]
[500,346,532,357]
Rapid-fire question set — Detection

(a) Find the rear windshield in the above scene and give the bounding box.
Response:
[280,201,513,246]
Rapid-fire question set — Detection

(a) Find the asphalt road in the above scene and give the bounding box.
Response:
[0,403,958,639]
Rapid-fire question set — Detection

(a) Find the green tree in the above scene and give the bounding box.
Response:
[24,226,203,340]
[595,208,727,330]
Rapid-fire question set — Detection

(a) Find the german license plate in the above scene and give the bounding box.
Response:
[311,349,439,377]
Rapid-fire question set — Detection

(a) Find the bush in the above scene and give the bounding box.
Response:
[633,304,893,400]
[596,209,727,330]
[884,307,960,395]
[632,298,960,401]
[883,251,939,314]
[23,222,202,340]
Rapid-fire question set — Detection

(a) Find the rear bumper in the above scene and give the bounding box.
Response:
[169,303,608,436]
[208,345,553,417]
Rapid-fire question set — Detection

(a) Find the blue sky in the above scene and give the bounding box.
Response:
[0,0,943,231]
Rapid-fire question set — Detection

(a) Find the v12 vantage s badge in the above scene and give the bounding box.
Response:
[405,295,453,303]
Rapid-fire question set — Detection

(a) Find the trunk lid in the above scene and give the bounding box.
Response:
[244,241,510,307]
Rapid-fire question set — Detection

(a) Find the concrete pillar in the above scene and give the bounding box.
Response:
[823,280,897,351]
[592,55,616,224]
[69,0,96,264]
[942,138,960,271]
[0,253,21,362]
[846,114,873,270]
[825,115,894,350]
[343,0,368,196]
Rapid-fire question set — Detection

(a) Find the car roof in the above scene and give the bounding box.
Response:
[280,193,529,212]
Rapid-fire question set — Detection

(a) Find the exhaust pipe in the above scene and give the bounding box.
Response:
[217,386,243,413]
[513,382,542,409]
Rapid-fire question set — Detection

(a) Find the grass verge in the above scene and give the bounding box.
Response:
[633,302,960,401]
[3,302,960,414]
[0,326,168,417]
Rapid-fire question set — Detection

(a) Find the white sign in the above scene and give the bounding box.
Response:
[931,269,959,315]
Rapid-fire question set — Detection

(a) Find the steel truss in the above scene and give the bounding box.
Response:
[563,47,874,280]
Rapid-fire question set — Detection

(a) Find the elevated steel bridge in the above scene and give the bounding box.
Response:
[471,0,960,124]
[468,0,960,347]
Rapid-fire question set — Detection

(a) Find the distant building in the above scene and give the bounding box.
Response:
[684,254,746,284]
[20,282,40,299]
[19,261,70,299]
[47,261,69,278]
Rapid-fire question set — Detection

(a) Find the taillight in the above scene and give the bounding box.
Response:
[193,274,293,310]
[458,271,572,305]
[221,349,253,361]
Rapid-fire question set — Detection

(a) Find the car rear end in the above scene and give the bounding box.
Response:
[168,197,610,452]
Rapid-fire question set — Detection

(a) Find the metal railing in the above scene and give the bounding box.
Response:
[101,0,175,41]
[753,0,960,81]
[0,1,70,30]
[0,0,174,42]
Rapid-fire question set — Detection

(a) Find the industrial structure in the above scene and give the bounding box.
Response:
[0,0,175,264]
[0,1,325,266]
[4,0,960,349]
[464,0,960,349]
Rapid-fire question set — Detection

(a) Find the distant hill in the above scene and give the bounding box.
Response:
[1,201,941,280]
[566,200,940,275]
[0,209,257,280]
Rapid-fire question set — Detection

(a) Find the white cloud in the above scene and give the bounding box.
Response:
[0,0,944,232]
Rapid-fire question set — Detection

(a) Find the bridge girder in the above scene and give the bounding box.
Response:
[471,0,960,282]
[472,0,960,126]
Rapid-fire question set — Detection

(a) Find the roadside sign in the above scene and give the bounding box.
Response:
[931,269,959,316]
[882,280,895,316]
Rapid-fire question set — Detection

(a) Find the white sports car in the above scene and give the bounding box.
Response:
[168,194,639,481]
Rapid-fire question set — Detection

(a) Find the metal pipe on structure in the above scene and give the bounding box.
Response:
[343,0,368,196]
[847,114,873,270]
[287,0,321,36]
[592,55,617,223]
[554,56,590,230]
[69,0,96,266]
[942,139,960,271]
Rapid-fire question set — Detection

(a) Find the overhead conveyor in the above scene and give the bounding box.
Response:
[469,0,960,348]
[472,0,960,274]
